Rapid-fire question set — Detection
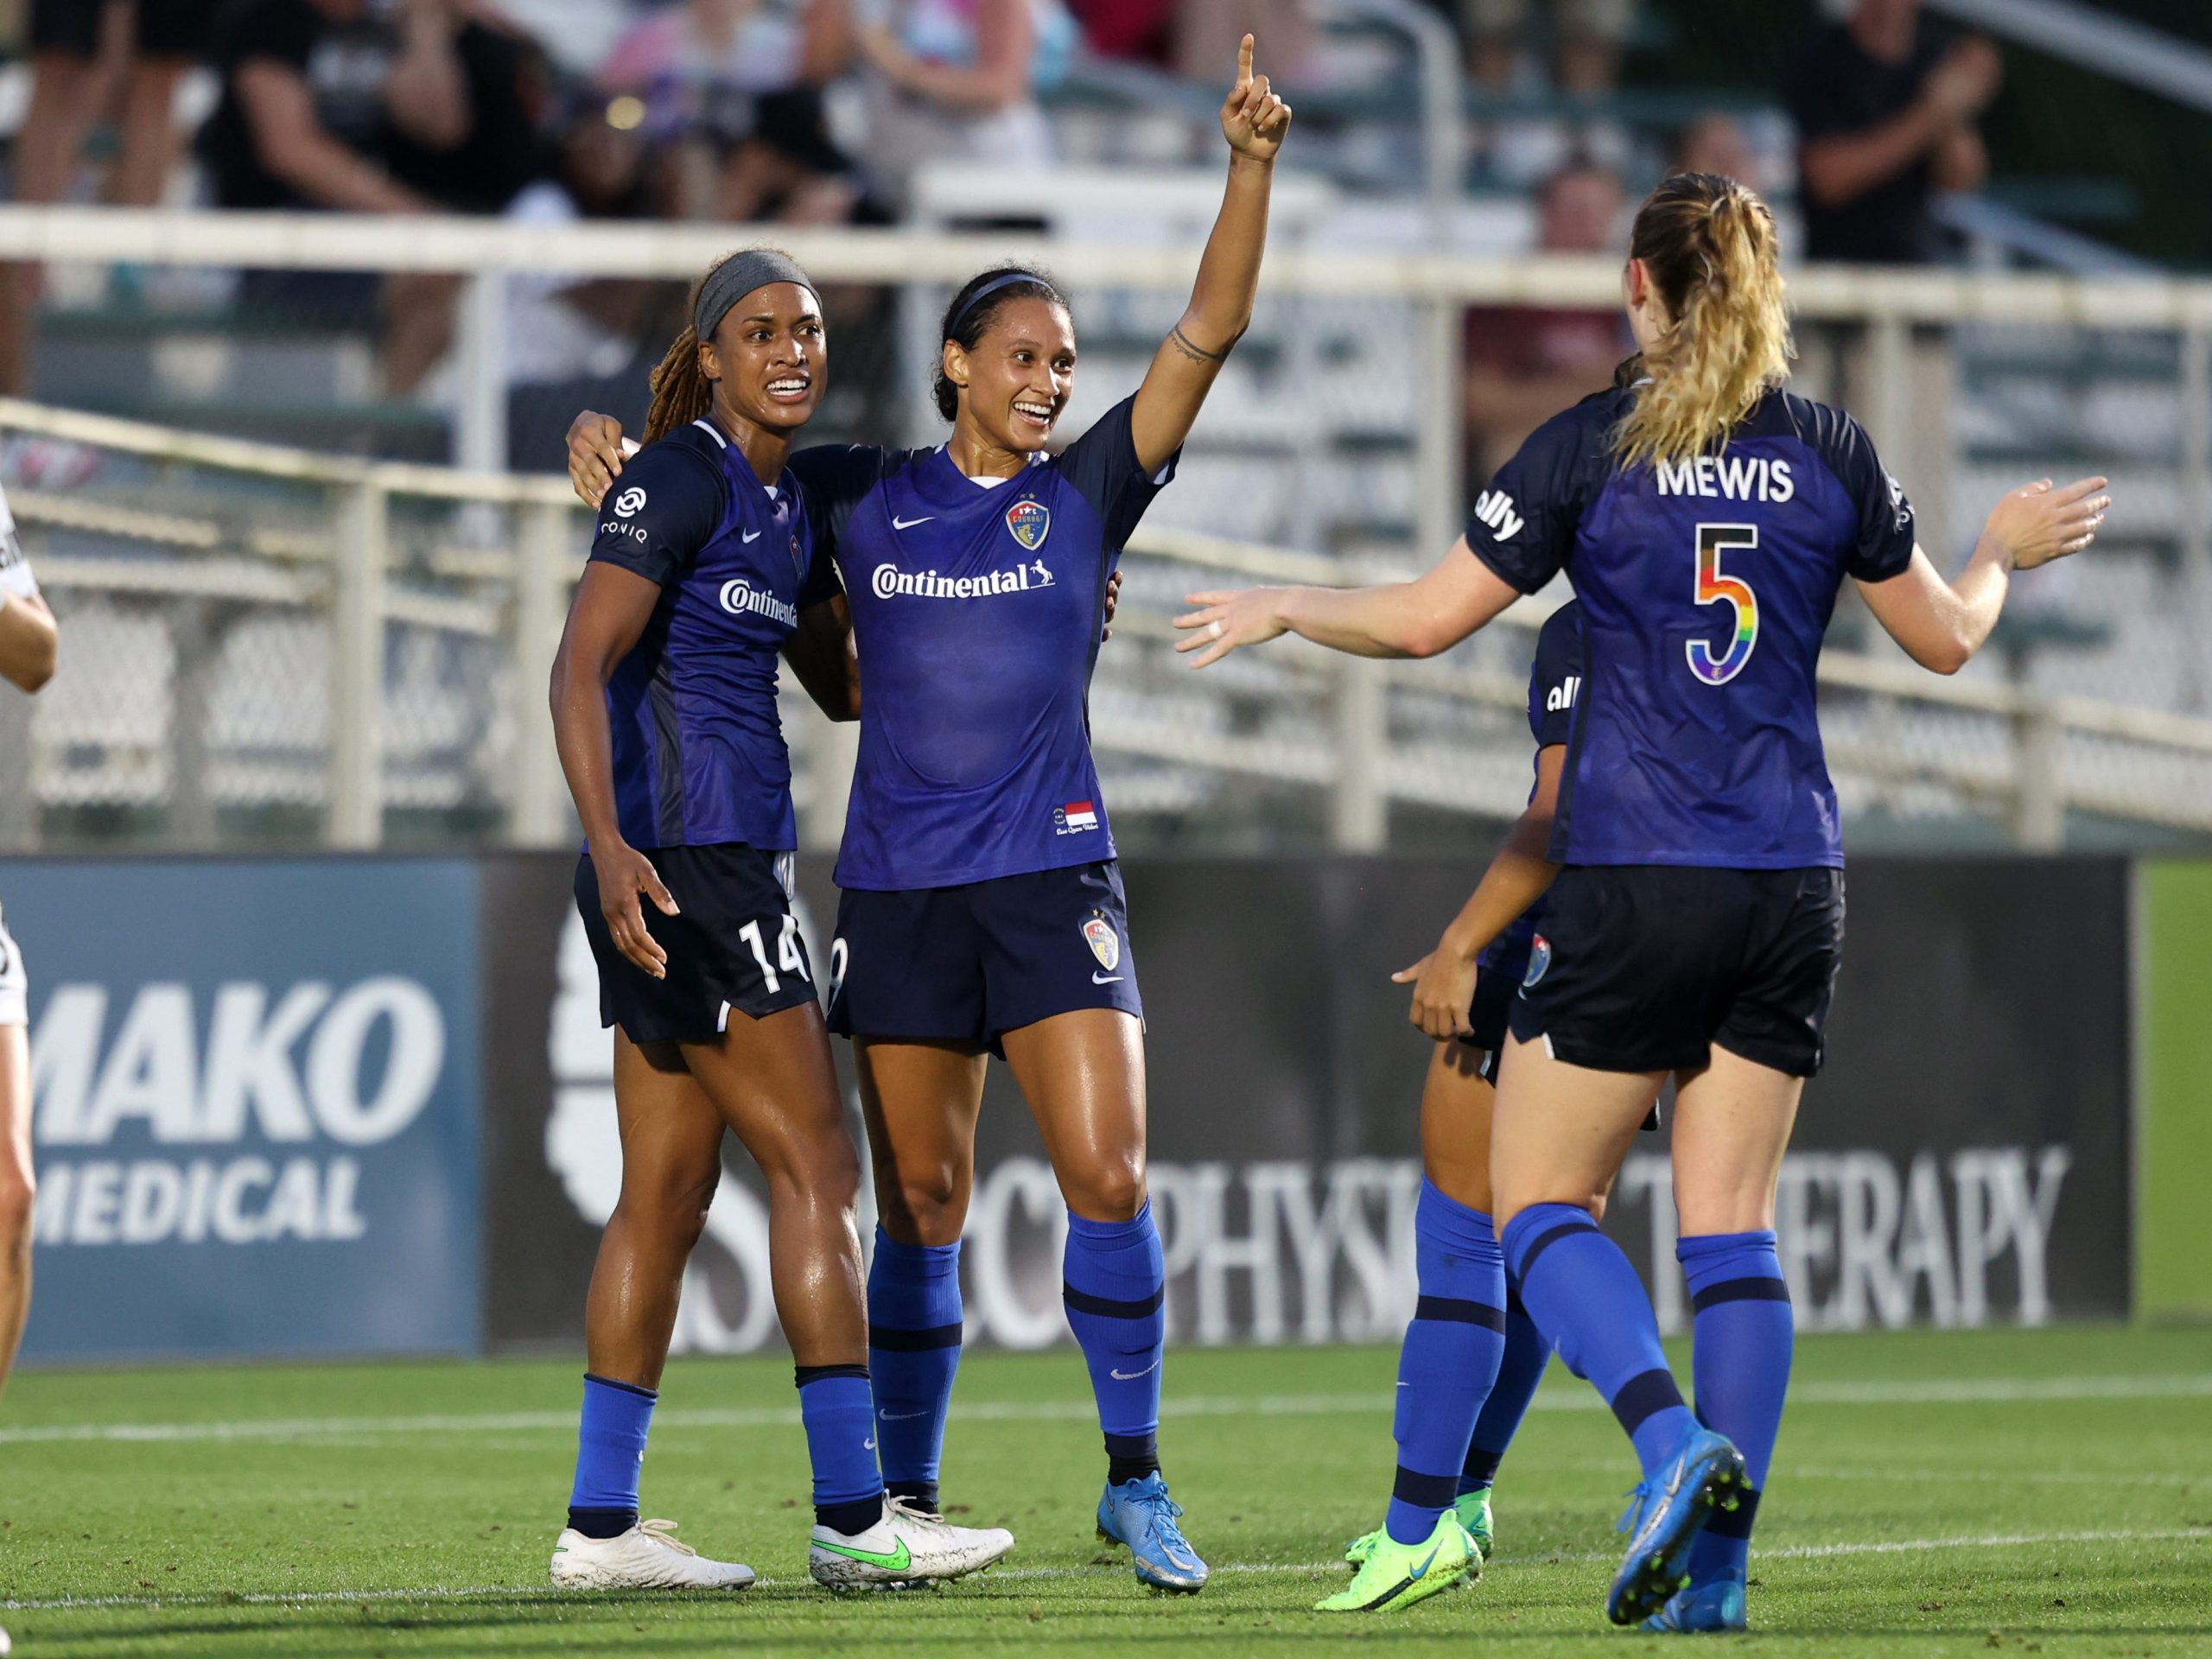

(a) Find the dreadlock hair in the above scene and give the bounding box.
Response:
[1612,173,1792,472]
[645,249,785,444]
[933,265,1067,423]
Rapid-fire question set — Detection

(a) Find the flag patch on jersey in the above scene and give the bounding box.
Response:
[1055,800,1099,835]
[1083,916,1121,972]
[1006,499,1051,551]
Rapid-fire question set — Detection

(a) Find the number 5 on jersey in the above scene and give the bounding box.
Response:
[1688,523,1759,685]
[739,914,809,993]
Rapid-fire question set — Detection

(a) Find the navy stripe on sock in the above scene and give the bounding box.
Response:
[582,1372,658,1401]
[793,1363,870,1388]
[566,1504,639,1539]
[868,1320,964,1352]
[1689,1276,1792,1313]
[1609,1367,1687,1438]
[1413,1294,1508,1332]
[1515,1217,1596,1281]
[1462,1446,1504,1486]
[1504,1281,1526,1317]
[1703,1487,1760,1539]
[1391,1465,1462,1510]
[1062,1283,1165,1319]
[1104,1431,1159,1460]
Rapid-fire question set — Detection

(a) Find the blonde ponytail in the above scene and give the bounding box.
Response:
[1613,174,1792,472]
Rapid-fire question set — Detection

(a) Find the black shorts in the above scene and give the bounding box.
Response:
[827,861,1142,1053]
[1465,963,1516,1084]
[575,842,818,1046]
[1509,865,1845,1078]
[33,0,216,59]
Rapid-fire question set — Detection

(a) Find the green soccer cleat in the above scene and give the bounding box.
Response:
[1316,1512,1478,1613]
[1344,1488,1494,1568]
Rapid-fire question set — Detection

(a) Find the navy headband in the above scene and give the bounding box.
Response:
[947,271,1055,340]
[694,250,815,342]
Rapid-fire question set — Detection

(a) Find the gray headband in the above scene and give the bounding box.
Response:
[948,271,1052,340]
[694,250,816,342]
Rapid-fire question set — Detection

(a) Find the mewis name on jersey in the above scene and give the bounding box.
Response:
[1655,454,1795,503]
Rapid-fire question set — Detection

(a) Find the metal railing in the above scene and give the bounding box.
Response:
[8,395,2212,855]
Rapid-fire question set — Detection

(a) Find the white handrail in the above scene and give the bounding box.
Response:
[1927,0,2212,118]
[5,206,2212,326]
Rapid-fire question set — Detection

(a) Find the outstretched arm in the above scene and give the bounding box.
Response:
[1128,35,1291,476]
[1859,475,2107,674]
[1174,537,1522,666]
[0,588,57,693]
[1394,744,1565,1041]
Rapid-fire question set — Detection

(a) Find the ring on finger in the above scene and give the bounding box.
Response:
[1208,620,1224,641]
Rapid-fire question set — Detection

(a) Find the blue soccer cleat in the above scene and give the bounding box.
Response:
[1096,1472,1209,1592]
[1643,1575,1749,1633]
[1606,1426,1745,1626]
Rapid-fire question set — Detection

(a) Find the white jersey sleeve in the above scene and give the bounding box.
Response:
[0,484,37,601]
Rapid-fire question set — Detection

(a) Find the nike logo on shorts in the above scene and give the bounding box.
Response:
[1092,971,1123,984]
[741,529,762,543]
[892,514,934,530]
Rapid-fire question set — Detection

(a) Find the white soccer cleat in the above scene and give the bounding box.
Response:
[807,1494,1015,1590]
[549,1517,756,1590]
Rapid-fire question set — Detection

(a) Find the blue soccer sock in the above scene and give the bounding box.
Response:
[795,1364,885,1536]
[1503,1203,1695,1477]
[1461,1282,1551,1495]
[1679,1230,1792,1584]
[867,1227,964,1512]
[1061,1201,1166,1485]
[568,1373,655,1537]
[1386,1180,1509,1545]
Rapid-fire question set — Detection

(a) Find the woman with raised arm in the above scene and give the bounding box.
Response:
[546,248,1011,1595]
[565,39,1290,1592]
[1173,172,2107,1630]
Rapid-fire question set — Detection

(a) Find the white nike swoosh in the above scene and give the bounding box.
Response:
[1092,972,1123,984]
[1109,1359,1161,1381]
[863,1438,876,1450]
[892,514,934,530]
[880,1409,930,1421]
[741,529,762,543]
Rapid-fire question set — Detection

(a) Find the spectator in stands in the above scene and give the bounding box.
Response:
[1784,0,1999,265]
[597,0,858,225]
[1459,0,1637,97]
[847,0,1077,211]
[1461,156,1630,483]
[3,0,213,393]
[1670,111,1768,194]
[199,0,547,393]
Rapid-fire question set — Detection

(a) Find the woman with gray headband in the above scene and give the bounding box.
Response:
[567,35,1292,1596]
[547,249,1014,1594]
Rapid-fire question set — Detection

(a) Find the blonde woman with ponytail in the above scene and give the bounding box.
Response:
[1176,172,2111,1631]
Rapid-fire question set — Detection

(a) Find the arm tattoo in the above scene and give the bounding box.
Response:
[1168,324,1231,365]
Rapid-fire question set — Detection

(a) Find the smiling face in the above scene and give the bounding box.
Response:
[700,281,826,437]
[944,296,1077,454]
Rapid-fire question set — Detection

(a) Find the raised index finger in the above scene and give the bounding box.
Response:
[1236,32,1254,85]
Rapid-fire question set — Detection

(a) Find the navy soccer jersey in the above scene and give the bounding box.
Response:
[789,394,1175,890]
[1469,386,1916,869]
[1478,599,1583,987]
[587,417,838,854]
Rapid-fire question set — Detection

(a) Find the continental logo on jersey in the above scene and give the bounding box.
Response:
[1082,915,1120,971]
[1655,455,1795,502]
[1006,499,1051,550]
[719,577,798,627]
[1473,488,1522,541]
[872,560,1053,600]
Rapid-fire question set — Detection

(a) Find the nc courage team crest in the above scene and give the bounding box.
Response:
[1006,499,1050,551]
[1082,915,1120,973]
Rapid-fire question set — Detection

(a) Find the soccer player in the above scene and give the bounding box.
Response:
[0,477,58,1659]
[547,249,1012,1592]
[1324,599,1600,1612]
[563,37,1291,1593]
[1174,172,2107,1629]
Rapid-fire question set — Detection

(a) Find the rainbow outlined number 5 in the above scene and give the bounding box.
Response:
[1688,523,1759,685]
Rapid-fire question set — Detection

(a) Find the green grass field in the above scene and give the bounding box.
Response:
[3,1325,2209,1656]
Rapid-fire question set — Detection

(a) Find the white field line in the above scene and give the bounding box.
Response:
[7,1371,2209,1447]
[6,1528,2206,1614]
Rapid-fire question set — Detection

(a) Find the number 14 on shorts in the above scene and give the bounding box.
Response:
[739,914,808,993]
